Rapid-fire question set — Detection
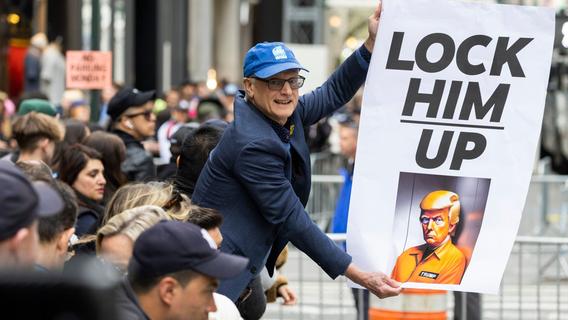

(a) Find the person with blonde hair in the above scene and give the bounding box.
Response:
[99,205,243,320]
[0,92,12,148]
[96,205,170,272]
[103,181,190,225]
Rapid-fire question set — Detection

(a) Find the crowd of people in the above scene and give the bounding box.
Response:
[0,3,405,320]
[0,77,304,318]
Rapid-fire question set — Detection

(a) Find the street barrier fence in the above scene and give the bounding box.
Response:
[264,173,568,319]
[265,235,568,320]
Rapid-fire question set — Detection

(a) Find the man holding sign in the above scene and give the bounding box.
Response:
[192,2,401,306]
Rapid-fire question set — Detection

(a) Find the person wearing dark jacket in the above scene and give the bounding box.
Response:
[58,144,106,237]
[107,87,157,182]
[192,3,400,305]
[117,221,248,320]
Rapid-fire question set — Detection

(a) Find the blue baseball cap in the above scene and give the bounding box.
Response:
[243,42,308,79]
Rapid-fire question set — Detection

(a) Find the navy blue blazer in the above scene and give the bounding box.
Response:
[192,46,371,301]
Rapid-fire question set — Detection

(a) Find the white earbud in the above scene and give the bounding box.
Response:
[126,120,134,129]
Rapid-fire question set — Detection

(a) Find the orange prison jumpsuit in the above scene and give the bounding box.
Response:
[391,240,466,284]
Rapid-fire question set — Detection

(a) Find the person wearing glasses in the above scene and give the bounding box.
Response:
[107,87,157,182]
[391,190,467,285]
[192,4,400,311]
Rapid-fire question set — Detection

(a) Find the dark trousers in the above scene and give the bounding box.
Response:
[454,292,481,320]
[236,276,267,320]
[352,288,370,320]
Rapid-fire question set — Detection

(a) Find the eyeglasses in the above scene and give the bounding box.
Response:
[124,110,154,121]
[420,216,445,226]
[254,76,305,91]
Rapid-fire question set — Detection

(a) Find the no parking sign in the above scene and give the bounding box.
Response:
[66,51,112,89]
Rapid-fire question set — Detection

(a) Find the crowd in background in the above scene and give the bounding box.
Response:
[0,32,365,320]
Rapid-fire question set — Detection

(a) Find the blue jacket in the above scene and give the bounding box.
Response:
[192,45,371,301]
[332,167,353,234]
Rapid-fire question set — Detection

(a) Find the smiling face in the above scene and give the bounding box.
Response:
[420,208,454,248]
[244,69,300,126]
[72,159,106,201]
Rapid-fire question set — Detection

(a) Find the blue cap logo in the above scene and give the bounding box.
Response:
[272,46,288,60]
[243,42,309,79]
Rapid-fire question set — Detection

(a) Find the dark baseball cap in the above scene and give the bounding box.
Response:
[0,162,63,241]
[170,123,199,147]
[202,119,228,131]
[243,42,308,78]
[107,87,156,121]
[128,221,248,279]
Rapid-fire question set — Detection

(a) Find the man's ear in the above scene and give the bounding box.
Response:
[157,277,179,306]
[124,118,134,129]
[7,227,31,264]
[37,137,50,150]
[449,223,457,235]
[55,228,75,255]
[116,114,131,130]
[243,78,254,99]
[176,155,180,167]
[9,228,29,252]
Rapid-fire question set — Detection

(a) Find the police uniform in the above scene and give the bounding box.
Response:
[391,239,466,285]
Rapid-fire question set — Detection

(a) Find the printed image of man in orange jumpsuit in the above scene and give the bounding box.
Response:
[391,190,466,284]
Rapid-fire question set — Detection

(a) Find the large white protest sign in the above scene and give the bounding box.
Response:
[347,0,554,293]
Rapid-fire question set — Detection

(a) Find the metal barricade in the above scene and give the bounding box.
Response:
[307,175,344,230]
[308,173,568,236]
[273,172,568,319]
[524,175,568,236]
[264,235,568,320]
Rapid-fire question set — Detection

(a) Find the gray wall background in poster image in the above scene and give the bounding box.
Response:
[388,172,491,273]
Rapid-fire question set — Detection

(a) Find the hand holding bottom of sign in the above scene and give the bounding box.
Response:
[344,263,401,298]
[364,1,382,53]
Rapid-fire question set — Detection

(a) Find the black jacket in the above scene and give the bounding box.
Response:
[113,130,156,182]
[74,191,105,237]
[115,280,150,320]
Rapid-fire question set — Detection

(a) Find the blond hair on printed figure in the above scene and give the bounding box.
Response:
[420,190,460,226]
